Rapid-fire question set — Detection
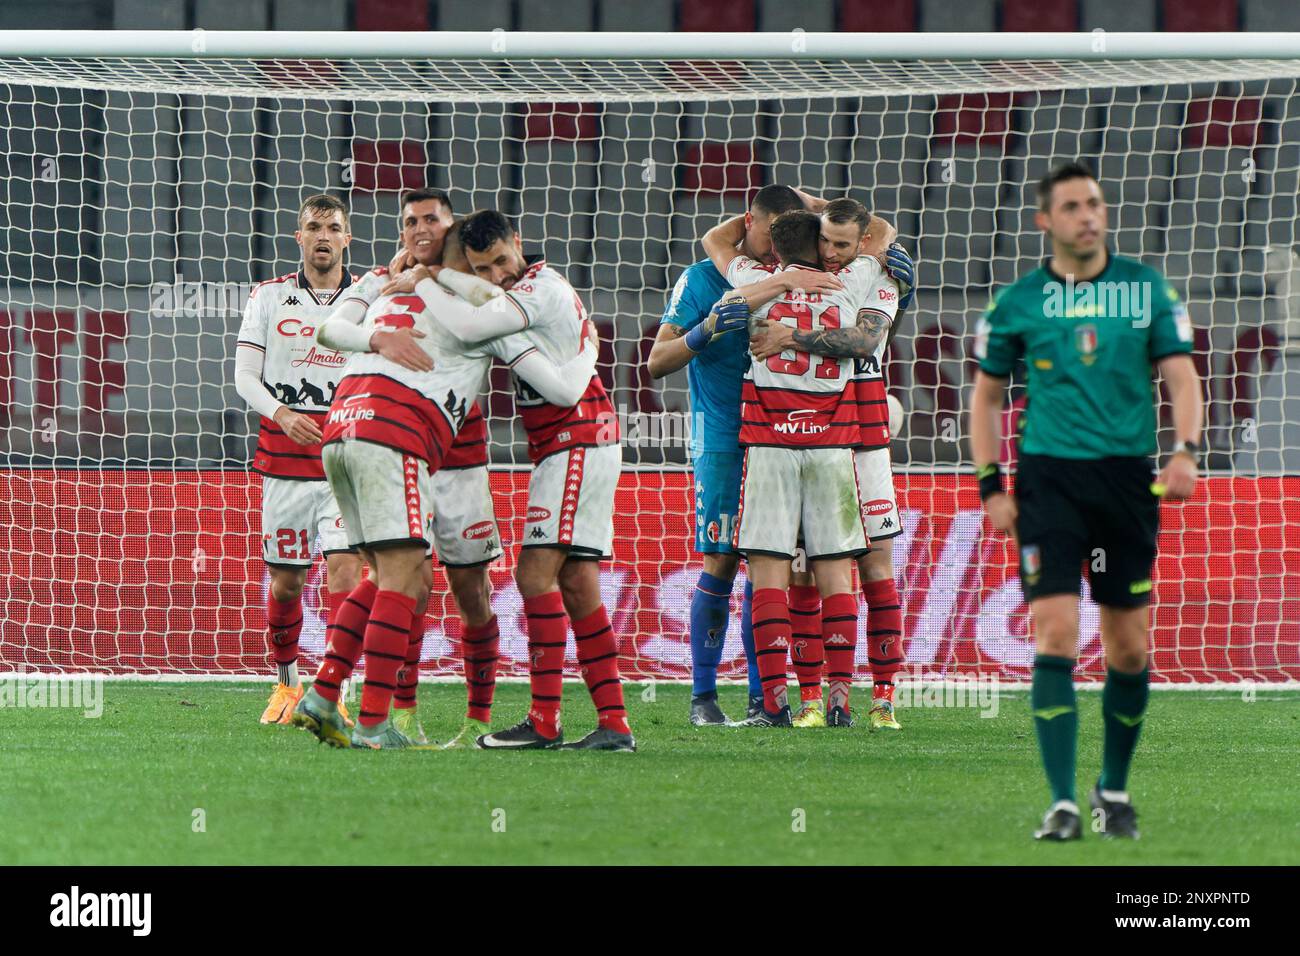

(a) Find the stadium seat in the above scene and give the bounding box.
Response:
[839,0,917,31]
[678,0,756,32]
[1001,0,1078,31]
[848,97,926,248]
[518,0,594,31]
[598,0,674,31]
[519,142,599,288]
[760,0,833,31]
[591,103,675,293]
[113,0,186,28]
[353,0,428,31]
[193,0,268,29]
[350,141,425,193]
[1184,96,1262,149]
[919,0,994,31]
[525,103,601,142]
[933,93,1014,150]
[680,142,761,198]
[273,0,348,29]
[770,107,852,201]
[435,0,512,29]
[1080,0,1156,30]
[1242,0,1300,30]
[1161,0,1238,31]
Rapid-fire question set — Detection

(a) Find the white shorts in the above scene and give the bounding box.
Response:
[431,466,504,567]
[854,447,903,542]
[521,444,620,559]
[735,445,869,561]
[261,476,352,566]
[321,441,435,552]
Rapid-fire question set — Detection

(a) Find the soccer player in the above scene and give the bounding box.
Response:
[708,209,900,726]
[969,162,1202,840]
[648,184,843,725]
[233,193,363,725]
[368,189,508,749]
[750,198,915,729]
[427,210,633,751]
[290,239,599,749]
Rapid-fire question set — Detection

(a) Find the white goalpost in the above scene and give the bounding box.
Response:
[0,30,1297,686]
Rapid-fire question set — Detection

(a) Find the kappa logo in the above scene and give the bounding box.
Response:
[825,633,851,646]
[771,636,789,649]
[529,527,546,540]
[879,517,894,529]
[283,296,302,307]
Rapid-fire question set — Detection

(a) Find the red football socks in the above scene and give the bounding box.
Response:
[751,587,793,713]
[573,604,630,735]
[862,577,905,687]
[789,584,824,703]
[358,590,416,727]
[822,592,859,714]
[266,594,303,672]
[524,591,567,738]
[462,615,501,723]
[394,608,427,710]
[315,578,377,704]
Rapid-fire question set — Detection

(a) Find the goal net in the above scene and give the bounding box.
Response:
[0,32,1297,685]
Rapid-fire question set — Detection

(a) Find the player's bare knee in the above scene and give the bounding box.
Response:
[860,545,894,581]
[515,548,563,599]
[703,552,740,582]
[1100,605,1149,673]
[449,566,494,626]
[325,553,362,595]
[268,567,307,602]
[558,560,601,618]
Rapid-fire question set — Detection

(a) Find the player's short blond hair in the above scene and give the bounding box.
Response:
[298,193,349,229]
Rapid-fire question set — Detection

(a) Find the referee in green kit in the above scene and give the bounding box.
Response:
[969,162,1204,842]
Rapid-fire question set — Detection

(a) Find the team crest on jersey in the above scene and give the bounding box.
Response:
[1074,324,1098,365]
[706,520,720,543]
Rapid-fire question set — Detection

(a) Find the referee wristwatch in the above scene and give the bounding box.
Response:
[1170,440,1200,466]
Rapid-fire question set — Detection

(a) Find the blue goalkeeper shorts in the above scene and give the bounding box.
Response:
[692,450,743,554]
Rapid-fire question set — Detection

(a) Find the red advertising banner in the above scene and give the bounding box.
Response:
[0,470,1296,683]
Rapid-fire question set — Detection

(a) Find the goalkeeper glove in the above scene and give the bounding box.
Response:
[684,291,749,353]
[884,242,915,311]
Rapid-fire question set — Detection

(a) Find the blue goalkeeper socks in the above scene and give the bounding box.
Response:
[690,571,735,697]
[740,580,761,699]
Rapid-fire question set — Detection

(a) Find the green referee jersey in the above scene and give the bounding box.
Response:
[975,252,1194,459]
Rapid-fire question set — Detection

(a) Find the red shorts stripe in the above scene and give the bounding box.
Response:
[557,447,585,547]
[403,455,423,539]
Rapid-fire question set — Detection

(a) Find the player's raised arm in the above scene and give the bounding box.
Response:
[700,214,748,275]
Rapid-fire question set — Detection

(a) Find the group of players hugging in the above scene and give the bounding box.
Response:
[234,182,915,750]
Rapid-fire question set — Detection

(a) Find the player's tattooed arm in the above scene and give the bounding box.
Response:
[750,309,891,361]
[647,323,692,379]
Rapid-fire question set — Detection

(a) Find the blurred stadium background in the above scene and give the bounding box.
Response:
[1,0,1299,473]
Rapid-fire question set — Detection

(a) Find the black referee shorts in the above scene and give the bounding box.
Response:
[1013,453,1160,608]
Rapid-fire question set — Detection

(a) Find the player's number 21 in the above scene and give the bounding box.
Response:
[764,302,841,380]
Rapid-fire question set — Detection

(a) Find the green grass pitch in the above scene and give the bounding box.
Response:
[2,681,1295,865]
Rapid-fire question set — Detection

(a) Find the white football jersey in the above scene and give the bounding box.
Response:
[726,255,897,447]
[236,269,356,413]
